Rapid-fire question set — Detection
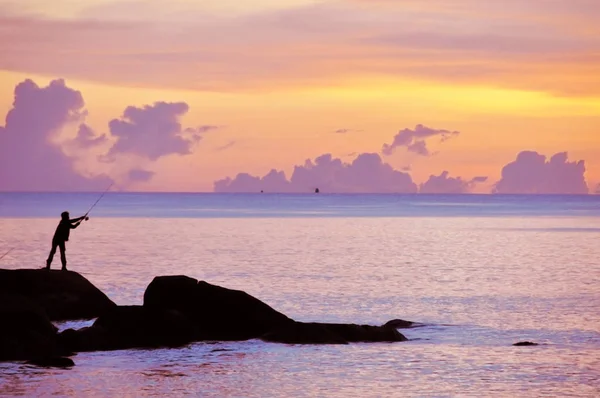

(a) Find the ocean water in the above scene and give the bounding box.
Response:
[0,193,599,397]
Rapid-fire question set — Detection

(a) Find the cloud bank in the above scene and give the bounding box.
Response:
[0,79,113,191]
[215,153,418,193]
[1,1,599,95]
[0,78,210,191]
[420,172,488,194]
[215,150,593,194]
[494,151,588,194]
[382,125,460,156]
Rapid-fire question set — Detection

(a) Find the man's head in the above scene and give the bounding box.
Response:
[61,211,70,220]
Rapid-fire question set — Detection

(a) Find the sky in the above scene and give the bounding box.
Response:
[0,0,599,193]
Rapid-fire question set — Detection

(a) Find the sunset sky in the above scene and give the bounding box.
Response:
[0,0,599,193]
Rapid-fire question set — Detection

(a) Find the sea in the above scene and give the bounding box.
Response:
[0,193,599,397]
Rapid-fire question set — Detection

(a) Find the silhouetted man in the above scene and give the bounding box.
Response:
[46,211,88,271]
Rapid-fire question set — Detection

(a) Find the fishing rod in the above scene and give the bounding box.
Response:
[84,182,114,218]
[0,248,14,261]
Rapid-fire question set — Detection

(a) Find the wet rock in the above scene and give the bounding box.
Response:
[144,276,293,340]
[513,341,539,346]
[59,306,195,352]
[0,292,63,362]
[383,319,418,329]
[0,269,116,321]
[261,322,348,344]
[26,356,75,368]
[261,322,407,344]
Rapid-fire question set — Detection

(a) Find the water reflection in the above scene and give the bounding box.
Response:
[1,215,599,396]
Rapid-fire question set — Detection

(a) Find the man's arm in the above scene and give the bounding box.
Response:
[70,221,82,229]
[70,216,86,223]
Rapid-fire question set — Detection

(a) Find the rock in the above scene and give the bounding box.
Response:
[383,319,419,329]
[0,269,116,321]
[26,356,75,368]
[513,341,538,346]
[261,322,348,344]
[0,292,63,362]
[144,276,293,340]
[261,322,407,344]
[59,306,195,352]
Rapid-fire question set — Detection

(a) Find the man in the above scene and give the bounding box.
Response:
[46,211,88,271]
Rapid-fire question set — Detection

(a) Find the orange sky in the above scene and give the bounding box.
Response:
[0,0,599,192]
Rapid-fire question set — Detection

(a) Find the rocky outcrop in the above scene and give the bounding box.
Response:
[0,269,116,321]
[3,269,411,362]
[513,341,538,346]
[261,322,407,344]
[384,319,422,329]
[143,276,294,340]
[0,292,68,363]
[59,306,195,352]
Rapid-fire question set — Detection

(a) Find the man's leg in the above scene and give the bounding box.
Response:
[59,241,67,271]
[46,242,58,270]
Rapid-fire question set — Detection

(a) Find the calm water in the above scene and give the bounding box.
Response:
[0,193,599,397]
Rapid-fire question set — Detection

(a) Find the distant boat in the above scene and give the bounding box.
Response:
[315,188,320,194]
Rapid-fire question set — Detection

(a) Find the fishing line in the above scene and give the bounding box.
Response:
[84,182,114,217]
[0,247,14,261]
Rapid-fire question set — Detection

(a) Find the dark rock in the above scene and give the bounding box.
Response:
[384,319,419,329]
[261,321,407,344]
[0,292,63,362]
[58,306,195,352]
[261,322,348,344]
[26,356,75,368]
[513,341,538,346]
[144,276,293,340]
[0,269,116,321]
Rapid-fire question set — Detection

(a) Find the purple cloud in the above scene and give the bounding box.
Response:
[215,140,236,152]
[193,125,222,133]
[214,169,291,193]
[334,128,363,134]
[493,151,588,194]
[420,171,488,194]
[1,2,599,97]
[382,125,460,156]
[72,123,107,148]
[107,102,200,160]
[214,153,418,193]
[471,176,489,183]
[127,168,155,182]
[0,79,113,191]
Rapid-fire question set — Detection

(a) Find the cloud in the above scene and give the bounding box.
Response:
[334,128,362,134]
[420,171,488,194]
[596,184,600,194]
[194,125,222,133]
[382,124,460,156]
[214,153,418,193]
[0,79,113,191]
[127,168,155,182]
[72,123,107,148]
[471,176,489,183]
[493,151,589,194]
[107,102,200,161]
[1,1,599,96]
[214,169,291,193]
[215,140,236,152]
